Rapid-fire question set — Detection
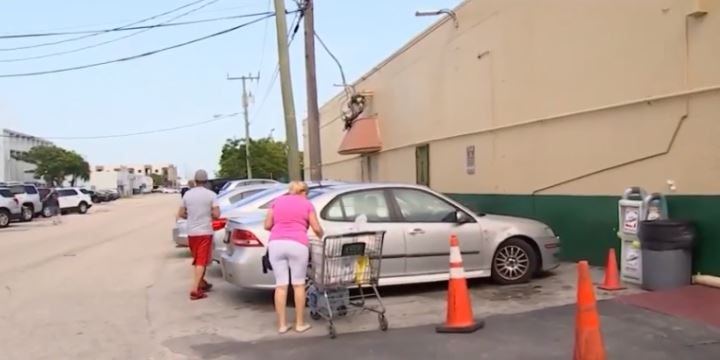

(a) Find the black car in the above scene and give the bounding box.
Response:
[79,189,100,203]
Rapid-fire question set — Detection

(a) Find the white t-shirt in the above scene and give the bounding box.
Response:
[182,187,218,236]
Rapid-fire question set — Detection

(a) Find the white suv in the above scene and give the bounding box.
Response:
[2,183,43,222]
[57,188,93,214]
[0,187,22,228]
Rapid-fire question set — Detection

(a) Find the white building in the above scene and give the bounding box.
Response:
[0,129,54,183]
[92,163,178,186]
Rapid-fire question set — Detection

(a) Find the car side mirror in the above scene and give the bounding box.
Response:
[455,211,471,225]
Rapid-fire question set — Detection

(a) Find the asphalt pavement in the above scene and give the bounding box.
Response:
[1,194,718,359]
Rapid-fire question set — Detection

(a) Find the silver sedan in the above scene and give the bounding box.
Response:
[172,183,279,261]
[173,182,347,262]
[220,183,561,289]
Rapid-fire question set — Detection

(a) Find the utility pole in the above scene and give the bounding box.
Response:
[227,73,259,179]
[303,0,322,181]
[273,0,301,180]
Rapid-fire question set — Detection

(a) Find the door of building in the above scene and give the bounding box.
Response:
[415,144,429,187]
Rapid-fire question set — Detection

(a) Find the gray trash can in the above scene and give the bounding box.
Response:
[638,219,696,291]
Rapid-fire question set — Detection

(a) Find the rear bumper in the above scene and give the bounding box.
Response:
[537,235,562,271]
[220,250,275,290]
[173,227,188,247]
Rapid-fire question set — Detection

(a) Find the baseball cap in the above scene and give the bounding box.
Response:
[194,169,208,182]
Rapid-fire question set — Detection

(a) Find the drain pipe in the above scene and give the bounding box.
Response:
[692,273,720,289]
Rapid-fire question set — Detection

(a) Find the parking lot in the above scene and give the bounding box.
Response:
[2,194,718,360]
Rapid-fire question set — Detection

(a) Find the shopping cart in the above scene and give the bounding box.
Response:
[307,230,387,339]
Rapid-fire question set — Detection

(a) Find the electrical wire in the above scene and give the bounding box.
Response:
[0,0,223,63]
[253,0,273,94]
[0,113,239,140]
[0,11,282,40]
[253,11,303,117]
[0,0,210,51]
[0,13,275,78]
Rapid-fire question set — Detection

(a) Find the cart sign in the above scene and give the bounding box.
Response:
[466,145,475,175]
[621,206,639,233]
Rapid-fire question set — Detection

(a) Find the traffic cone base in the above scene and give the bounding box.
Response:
[436,234,485,334]
[598,248,626,291]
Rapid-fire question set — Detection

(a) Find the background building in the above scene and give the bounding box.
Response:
[304,0,720,275]
[92,163,178,186]
[0,128,53,183]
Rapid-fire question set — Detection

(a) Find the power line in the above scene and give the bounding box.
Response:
[0,0,210,52]
[0,11,275,40]
[0,0,223,63]
[1,113,239,140]
[254,0,273,94]
[0,13,275,78]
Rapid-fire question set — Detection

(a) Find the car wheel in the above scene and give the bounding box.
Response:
[42,206,53,218]
[21,205,33,222]
[0,209,10,228]
[78,202,88,214]
[491,238,537,285]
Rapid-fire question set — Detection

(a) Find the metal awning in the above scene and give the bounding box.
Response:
[338,116,382,155]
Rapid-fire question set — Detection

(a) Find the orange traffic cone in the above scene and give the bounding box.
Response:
[436,234,485,333]
[598,248,625,291]
[574,261,607,360]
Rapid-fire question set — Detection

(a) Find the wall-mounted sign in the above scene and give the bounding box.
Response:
[466,145,475,175]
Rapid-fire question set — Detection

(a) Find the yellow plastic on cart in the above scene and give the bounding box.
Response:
[354,255,369,284]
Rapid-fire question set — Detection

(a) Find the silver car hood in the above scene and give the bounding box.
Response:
[478,214,552,237]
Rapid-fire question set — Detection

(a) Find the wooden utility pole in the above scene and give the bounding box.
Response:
[273,0,301,180]
[303,0,322,181]
[227,73,259,179]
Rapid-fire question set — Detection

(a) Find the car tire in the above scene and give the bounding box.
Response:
[491,237,538,285]
[0,209,10,228]
[20,205,33,222]
[78,202,89,214]
[42,206,53,218]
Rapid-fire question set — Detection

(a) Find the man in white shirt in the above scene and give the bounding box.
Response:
[178,170,220,300]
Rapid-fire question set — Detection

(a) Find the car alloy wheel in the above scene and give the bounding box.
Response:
[0,211,9,227]
[43,206,52,218]
[21,206,33,222]
[491,238,537,285]
[79,203,88,214]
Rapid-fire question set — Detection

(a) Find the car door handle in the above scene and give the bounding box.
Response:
[408,228,425,235]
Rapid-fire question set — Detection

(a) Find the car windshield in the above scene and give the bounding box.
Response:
[225,185,286,211]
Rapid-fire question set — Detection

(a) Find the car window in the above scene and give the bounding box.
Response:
[323,190,391,222]
[23,186,38,194]
[80,189,90,194]
[258,187,335,210]
[59,189,77,197]
[392,188,457,222]
[0,189,13,198]
[9,185,25,195]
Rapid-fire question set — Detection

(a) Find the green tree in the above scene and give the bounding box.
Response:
[218,137,303,181]
[14,145,90,186]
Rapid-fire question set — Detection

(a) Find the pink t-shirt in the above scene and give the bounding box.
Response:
[268,194,315,246]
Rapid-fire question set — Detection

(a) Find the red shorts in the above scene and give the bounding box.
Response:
[188,235,212,266]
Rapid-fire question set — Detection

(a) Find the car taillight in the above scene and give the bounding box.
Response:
[212,218,227,231]
[231,229,263,247]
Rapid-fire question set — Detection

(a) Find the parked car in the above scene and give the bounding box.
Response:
[218,179,280,195]
[0,187,22,228]
[173,181,347,262]
[79,189,100,203]
[220,183,561,290]
[3,182,42,222]
[173,183,284,262]
[56,187,93,214]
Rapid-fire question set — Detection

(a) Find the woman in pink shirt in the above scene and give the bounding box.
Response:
[264,181,324,333]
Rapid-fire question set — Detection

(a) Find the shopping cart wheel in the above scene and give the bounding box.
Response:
[328,324,337,339]
[337,305,348,317]
[379,314,389,331]
[310,311,322,321]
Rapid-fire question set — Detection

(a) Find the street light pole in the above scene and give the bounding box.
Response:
[273,0,301,181]
[227,73,260,179]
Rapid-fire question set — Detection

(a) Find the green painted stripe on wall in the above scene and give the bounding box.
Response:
[446,193,720,277]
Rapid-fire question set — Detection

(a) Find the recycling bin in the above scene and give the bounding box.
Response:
[638,219,696,291]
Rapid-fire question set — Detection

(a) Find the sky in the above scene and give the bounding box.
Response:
[0,0,462,179]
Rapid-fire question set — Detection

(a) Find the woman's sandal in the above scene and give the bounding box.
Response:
[295,324,312,333]
[278,325,292,334]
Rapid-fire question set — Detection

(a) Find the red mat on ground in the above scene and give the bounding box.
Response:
[614,285,720,328]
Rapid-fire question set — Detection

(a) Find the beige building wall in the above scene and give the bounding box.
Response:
[304,0,720,196]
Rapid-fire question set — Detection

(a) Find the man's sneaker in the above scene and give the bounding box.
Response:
[190,290,207,301]
[201,280,213,292]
